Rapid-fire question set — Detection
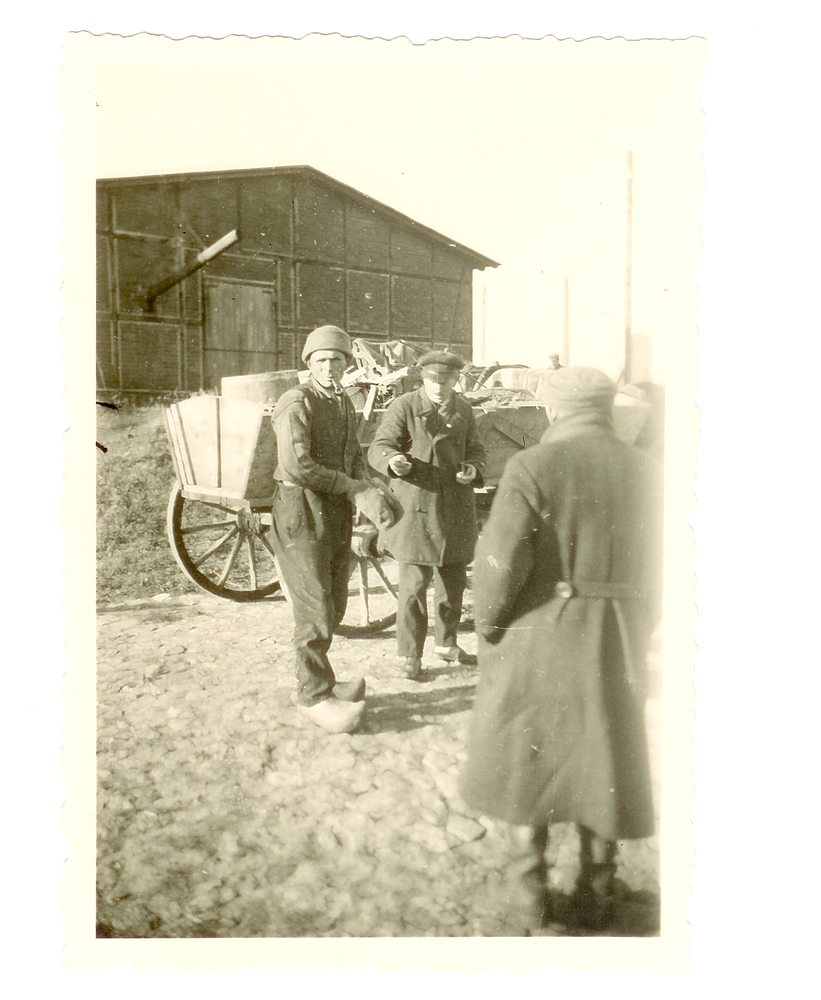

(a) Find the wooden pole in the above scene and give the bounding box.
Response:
[481,274,487,365]
[562,275,570,365]
[143,229,240,310]
[625,151,633,384]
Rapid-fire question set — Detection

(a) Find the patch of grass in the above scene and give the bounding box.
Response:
[96,403,198,603]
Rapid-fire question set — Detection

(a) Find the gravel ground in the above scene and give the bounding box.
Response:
[96,589,661,938]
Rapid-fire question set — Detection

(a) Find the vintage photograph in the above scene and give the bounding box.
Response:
[64,31,703,968]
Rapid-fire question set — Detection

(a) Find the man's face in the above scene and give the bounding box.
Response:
[308,349,348,389]
[421,366,459,405]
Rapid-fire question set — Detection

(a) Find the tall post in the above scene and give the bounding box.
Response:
[625,150,634,384]
[481,275,487,365]
[562,275,570,365]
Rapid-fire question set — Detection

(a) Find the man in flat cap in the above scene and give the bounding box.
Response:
[271,325,371,733]
[368,351,486,680]
[460,366,662,933]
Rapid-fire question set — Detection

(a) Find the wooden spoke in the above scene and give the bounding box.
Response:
[368,556,398,598]
[192,526,238,567]
[335,547,399,637]
[180,520,234,535]
[357,559,371,622]
[166,481,281,602]
[217,531,244,586]
[246,536,258,591]
[259,532,278,560]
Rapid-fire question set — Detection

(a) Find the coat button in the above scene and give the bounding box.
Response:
[555,581,574,599]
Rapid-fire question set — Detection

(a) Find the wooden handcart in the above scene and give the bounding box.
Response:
[163,357,649,636]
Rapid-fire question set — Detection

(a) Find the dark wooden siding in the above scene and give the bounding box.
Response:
[346,270,390,334]
[97,169,480,394]
[179,179,238,243]
[295,178,345,263]
[239,174,292,257]
[392,275,433,339]
[296,263,346,329]
[346,203,390,269]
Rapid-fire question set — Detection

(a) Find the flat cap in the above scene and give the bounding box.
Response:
[542,366,617,411]
[417,350,463,370]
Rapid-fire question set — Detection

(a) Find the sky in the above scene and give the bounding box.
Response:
[92,35,705,383]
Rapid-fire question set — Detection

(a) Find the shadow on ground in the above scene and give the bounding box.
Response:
[362,683,476,734]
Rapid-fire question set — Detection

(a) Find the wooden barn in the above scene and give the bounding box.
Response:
[96,166,499,395]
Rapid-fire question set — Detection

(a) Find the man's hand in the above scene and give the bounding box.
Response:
[341,476,370,499]
[388,454,413,477]
[455,463,477,485]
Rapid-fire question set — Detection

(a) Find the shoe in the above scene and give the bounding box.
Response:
[433,645,477,666]
[298,695,366,733]
[400,656,424,681]
[333,677,366,702]
[567,888,614,931]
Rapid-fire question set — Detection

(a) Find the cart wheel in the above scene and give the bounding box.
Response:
[335,525,399,637]
[167,481,281,602]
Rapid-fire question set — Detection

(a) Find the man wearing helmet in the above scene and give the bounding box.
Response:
[270,325,370,733]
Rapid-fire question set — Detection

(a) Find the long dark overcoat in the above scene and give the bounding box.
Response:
[368,387,486,566]
[460,409,662,842]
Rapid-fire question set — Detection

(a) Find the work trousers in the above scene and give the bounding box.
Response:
[271,485,352,706]
[396,561,467,658]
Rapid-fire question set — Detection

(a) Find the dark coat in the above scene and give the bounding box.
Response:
[460,410,662,842]
[368,387,486,566]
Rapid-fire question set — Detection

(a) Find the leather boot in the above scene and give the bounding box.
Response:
[507,825,549,932]
[570,826,615,930]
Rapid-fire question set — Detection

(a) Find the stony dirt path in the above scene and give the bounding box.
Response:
[96,590,661,938]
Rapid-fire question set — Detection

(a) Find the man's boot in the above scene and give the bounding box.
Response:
[507,825,549,933]
[570,826,615,930]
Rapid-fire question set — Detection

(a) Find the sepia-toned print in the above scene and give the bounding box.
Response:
[63,31,703,972]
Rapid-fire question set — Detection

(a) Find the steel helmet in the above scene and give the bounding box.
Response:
[301,325,353,363]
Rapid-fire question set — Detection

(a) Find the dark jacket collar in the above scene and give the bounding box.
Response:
[541,408,615,445]
[416,385,459,418]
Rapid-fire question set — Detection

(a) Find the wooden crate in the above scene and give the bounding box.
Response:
[164,394,279,506]
[164,394,221,490]
[218,398,278,502]
[221,369,300,404]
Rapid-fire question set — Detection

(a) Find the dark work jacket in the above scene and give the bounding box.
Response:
[368,387,487,565]
[272,378,365,540]
[460,410,662,841]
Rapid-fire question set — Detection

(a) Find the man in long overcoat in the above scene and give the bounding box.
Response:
[368,352,486,679]
[271,325,371,734]
[460,366,662,931]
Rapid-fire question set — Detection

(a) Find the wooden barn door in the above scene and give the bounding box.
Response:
[204,278,279,388]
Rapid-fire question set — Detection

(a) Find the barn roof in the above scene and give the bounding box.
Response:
[97,165,500,271]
